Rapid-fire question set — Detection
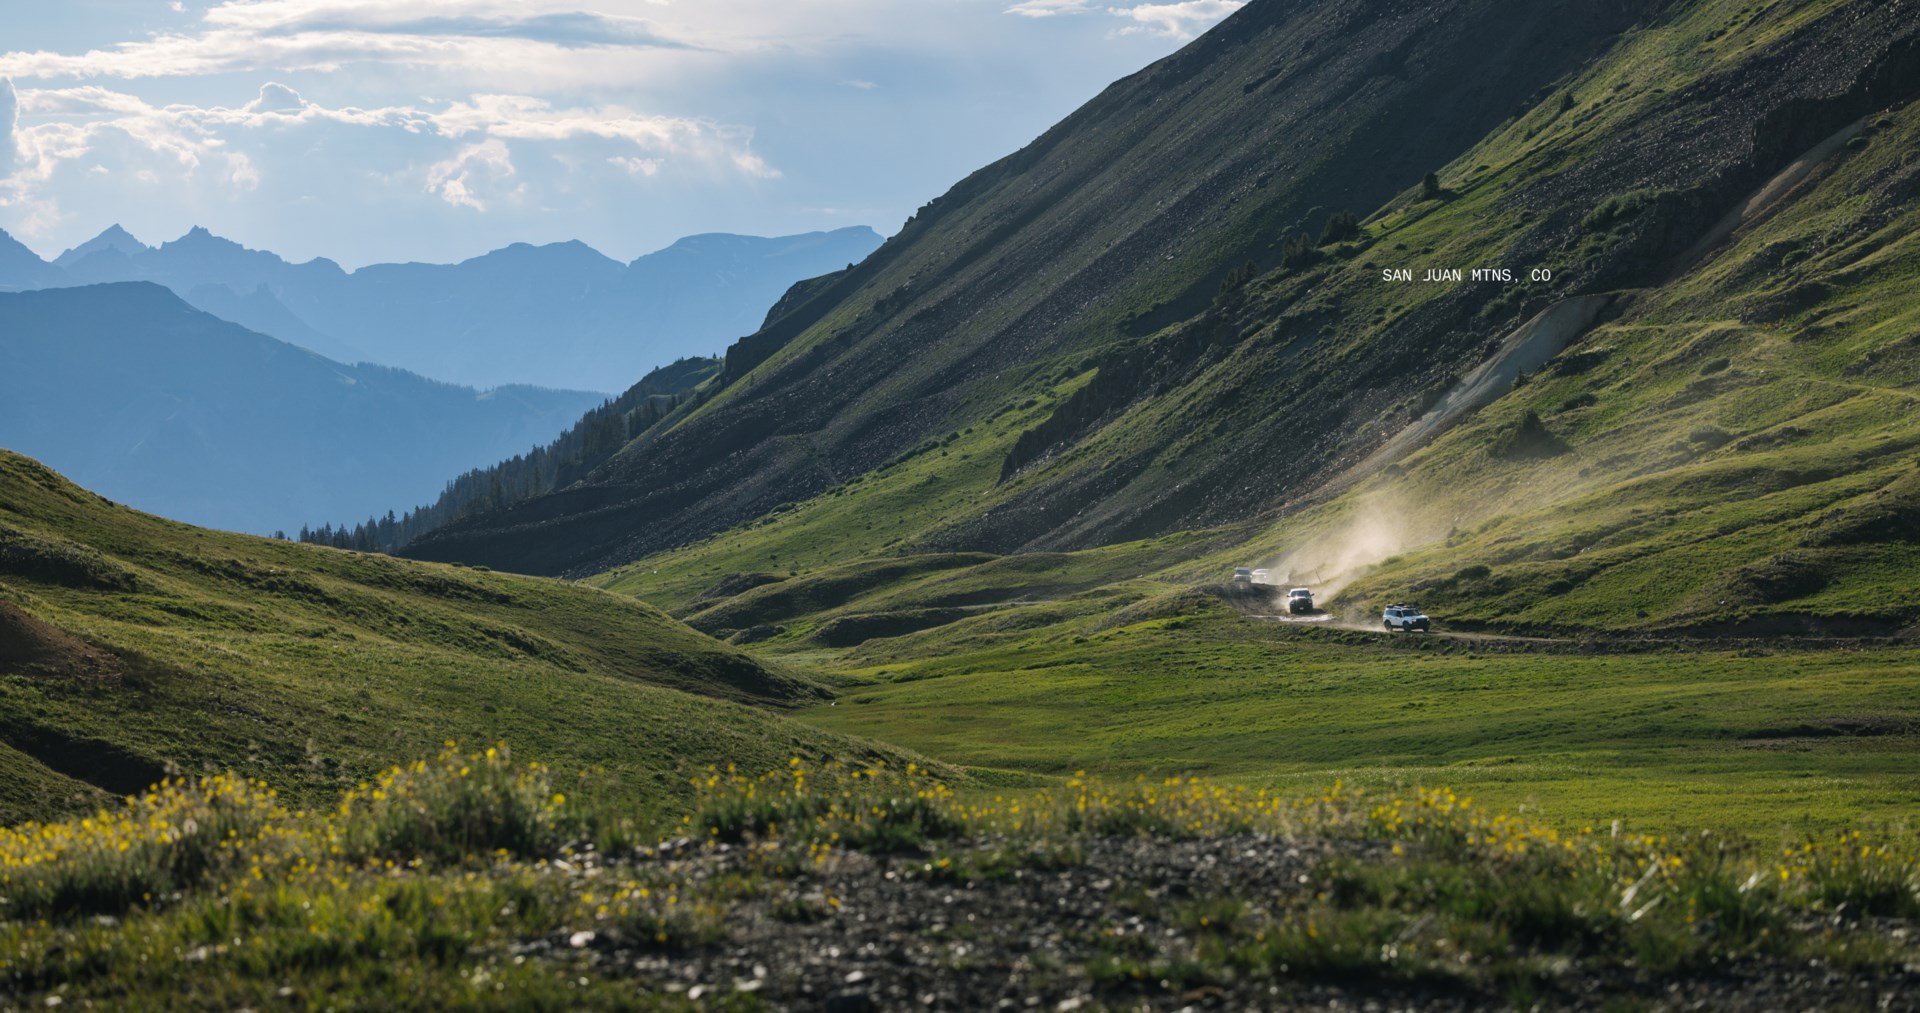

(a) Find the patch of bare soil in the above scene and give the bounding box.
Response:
[0,601,120,679]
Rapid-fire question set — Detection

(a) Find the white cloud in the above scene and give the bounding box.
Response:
[1005,0,1097,17]
[0,0,1209,263]
[0,2,698,83]
[7,86,209,195]
[608,155,661,176]
[0,80,777,221]
[428,94,780,179]
[1110,1,1244,39]
[245,80,308,113]
[1003,0,1242,39]
[426,136,513,210]
[225,150,262,189]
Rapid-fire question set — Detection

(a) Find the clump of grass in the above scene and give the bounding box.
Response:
[0,773,288,921]
[1798,830,1920,918]
[0,745,588,925]
[333,744,579,864]
[688,759,966,853]
[1581,187,1664,232]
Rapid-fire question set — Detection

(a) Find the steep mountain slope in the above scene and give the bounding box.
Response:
[418,0,1920,641]
[43,224,884,391]
[0,450,909,825]
[1268,87,1920,632]
[404,0,1663,575]
[0,283,601,535]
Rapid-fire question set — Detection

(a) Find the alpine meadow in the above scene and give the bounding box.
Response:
[1,0,1918,1008]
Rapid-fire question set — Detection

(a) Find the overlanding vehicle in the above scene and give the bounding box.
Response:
[1232,567,1254,584]
[1287,588,1315,614]
[1251,568,1272,585]
[1383,604,1431,632]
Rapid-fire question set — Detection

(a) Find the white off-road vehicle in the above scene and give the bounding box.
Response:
[1251,568,1272,585]
[1231,567,1254,584]
[1382,603,1431,632]
[1287,588,1315,614]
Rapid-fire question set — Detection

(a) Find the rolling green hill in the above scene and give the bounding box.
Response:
[0,451,915,826]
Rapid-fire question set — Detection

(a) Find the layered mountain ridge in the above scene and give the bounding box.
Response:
[2,224,883,391]
[0,283,605,535]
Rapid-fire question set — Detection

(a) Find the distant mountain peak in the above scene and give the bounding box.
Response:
[464,238,624,273]
[153,227,289,272]
[164,226,259,256]
[55,224,151,268]
[97,224,143,245]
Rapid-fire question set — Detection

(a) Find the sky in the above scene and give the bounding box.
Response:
[0,0,1243,268]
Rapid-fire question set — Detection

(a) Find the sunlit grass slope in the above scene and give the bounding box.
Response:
[0,451,911,825]
[1211,94,1920,632]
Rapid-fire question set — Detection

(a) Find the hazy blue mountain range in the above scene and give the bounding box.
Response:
[3,224,884,391]
[0,283,606,535]
[0,230,65,292]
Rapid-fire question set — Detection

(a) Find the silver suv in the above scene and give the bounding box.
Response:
[1382,604,1430,632]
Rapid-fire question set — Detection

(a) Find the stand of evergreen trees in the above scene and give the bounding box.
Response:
[298,357,719,555]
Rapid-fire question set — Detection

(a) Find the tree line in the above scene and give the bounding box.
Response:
[298,357,718,554]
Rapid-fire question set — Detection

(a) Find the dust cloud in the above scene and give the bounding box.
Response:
[1257,488,1451,606]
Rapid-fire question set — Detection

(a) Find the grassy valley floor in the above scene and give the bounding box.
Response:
[786,597,1920,837]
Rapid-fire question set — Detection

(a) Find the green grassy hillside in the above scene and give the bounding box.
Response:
[0,451,915,826]
[1145,74,1920,633]
[593,0,1920,640]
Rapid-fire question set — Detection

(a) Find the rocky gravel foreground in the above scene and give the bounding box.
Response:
[538,836,1920,1011]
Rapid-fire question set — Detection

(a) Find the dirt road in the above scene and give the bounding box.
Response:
[1241,607,1565,644]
